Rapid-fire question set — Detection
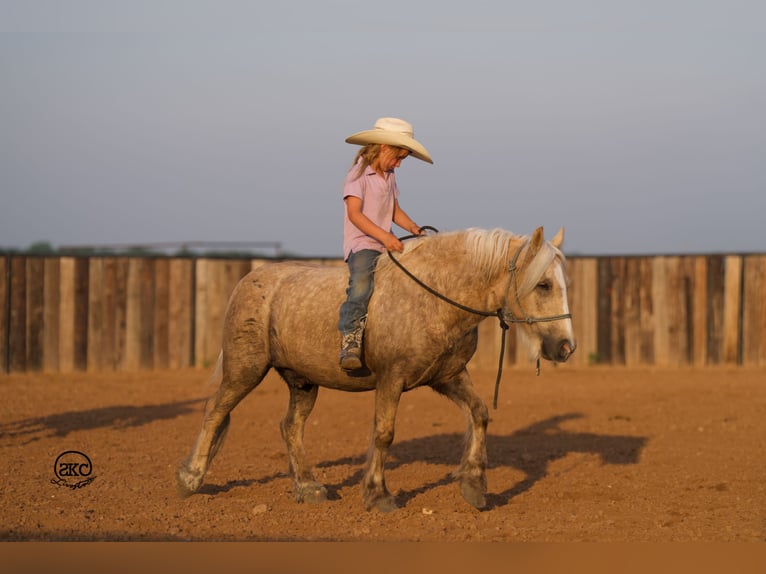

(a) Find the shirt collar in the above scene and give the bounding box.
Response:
[363,164,393,177]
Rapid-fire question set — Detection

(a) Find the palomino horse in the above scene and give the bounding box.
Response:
[177,227,576,511]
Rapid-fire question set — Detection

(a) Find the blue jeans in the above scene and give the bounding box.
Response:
[338,249,380,334]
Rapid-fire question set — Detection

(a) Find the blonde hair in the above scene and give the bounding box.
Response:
[350,144,382,179]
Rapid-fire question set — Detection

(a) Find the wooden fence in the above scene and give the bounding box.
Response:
[2,253,765,375]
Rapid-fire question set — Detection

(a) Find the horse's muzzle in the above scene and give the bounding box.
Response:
[543,338,577,363]
[558,339,576,362]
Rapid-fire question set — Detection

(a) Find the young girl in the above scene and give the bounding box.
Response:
[338,117,433,371]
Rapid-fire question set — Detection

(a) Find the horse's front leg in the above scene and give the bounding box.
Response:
[433,369,489,509]
[362,380,404,512]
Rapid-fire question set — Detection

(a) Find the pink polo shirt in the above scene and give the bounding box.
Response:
[342,160,400,260]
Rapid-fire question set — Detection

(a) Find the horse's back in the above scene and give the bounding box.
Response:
[228,261,347,321]
[233,260,344,296]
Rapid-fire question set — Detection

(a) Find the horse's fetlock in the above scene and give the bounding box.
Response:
[373,430,395,449]
[362,476,390,508]
[454,462,485,480]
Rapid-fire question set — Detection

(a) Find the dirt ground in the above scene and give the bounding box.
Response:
[1,364,764,542]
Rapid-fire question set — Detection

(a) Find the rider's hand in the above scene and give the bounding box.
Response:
[383,233,404,253]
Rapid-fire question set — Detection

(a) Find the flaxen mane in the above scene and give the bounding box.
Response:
[376,228,565,294]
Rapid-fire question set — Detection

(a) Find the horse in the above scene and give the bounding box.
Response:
[177,226,576,512]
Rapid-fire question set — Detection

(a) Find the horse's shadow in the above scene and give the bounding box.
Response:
[318,412,647,508]
[201,412,647,508]
[0,398,206,445]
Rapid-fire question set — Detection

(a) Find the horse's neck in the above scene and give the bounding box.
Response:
[404,235,517,315]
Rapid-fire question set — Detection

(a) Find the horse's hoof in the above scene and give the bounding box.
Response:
[367,494,399,513]
[460,480,487,510]
[176,467,203,498]
[295,482,328,504]
[177,485,196,499]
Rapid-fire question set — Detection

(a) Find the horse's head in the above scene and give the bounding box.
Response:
[511,226,576,364]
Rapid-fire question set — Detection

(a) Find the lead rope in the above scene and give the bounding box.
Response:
[493,312,510,409]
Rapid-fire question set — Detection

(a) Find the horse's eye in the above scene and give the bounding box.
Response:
[537,280,552,292]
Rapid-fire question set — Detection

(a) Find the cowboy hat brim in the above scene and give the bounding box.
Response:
[345,130,433,164]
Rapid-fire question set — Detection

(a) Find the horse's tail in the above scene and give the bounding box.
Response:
[206,350,223,388]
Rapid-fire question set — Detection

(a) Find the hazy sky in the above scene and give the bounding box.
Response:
[2,0,764,257]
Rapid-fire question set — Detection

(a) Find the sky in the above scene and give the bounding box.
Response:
[2,0,764,257]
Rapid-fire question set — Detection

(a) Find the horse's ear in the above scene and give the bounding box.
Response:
[524,226,544,266]
[550,227,565,249]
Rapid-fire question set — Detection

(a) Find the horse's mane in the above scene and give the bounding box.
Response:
[377,228,564,296]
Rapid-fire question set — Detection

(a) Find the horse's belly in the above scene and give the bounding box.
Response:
[273,354,379,391]
[269,309,380,391]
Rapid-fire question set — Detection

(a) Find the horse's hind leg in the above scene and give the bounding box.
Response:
[277,369,327,504]
[177,358,268,497]
[432,369,489,509]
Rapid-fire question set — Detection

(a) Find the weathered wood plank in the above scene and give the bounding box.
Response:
[42,258,61,372]
[101,258,118,370]
[139,259,157,370]
[651,257,670,367]
[567,257,598,367]
[87,258,105,372]
[0,256,9,374]
[637,258,655,365]
[0,256,7,374]
[153,258,170,370]
[666,257,685,366]
[205,260,224,368]
[742,255,766,366]
[26,258,45,371]
[596,258,612,365]
[667,256,694,366]
[229,261,251,299]
[681,257,696,365]
[73,258,89,371]
[193,259,210,368]
[722,255,742,364]
[8,257,27,372]
[112,258,129,370]
[609,258,626,365]
[193,259,251,368]
[168,259,193,369]
[86,257,118,371]
[706,256,725,365]
[692,257,708,366]
[123,258,142,371]
[623,258,642,366]
[58,258,76,373]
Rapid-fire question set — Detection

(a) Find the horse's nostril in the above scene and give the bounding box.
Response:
[559,340,576,361]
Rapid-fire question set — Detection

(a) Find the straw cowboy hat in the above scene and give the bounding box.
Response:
[345,117,433,164]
